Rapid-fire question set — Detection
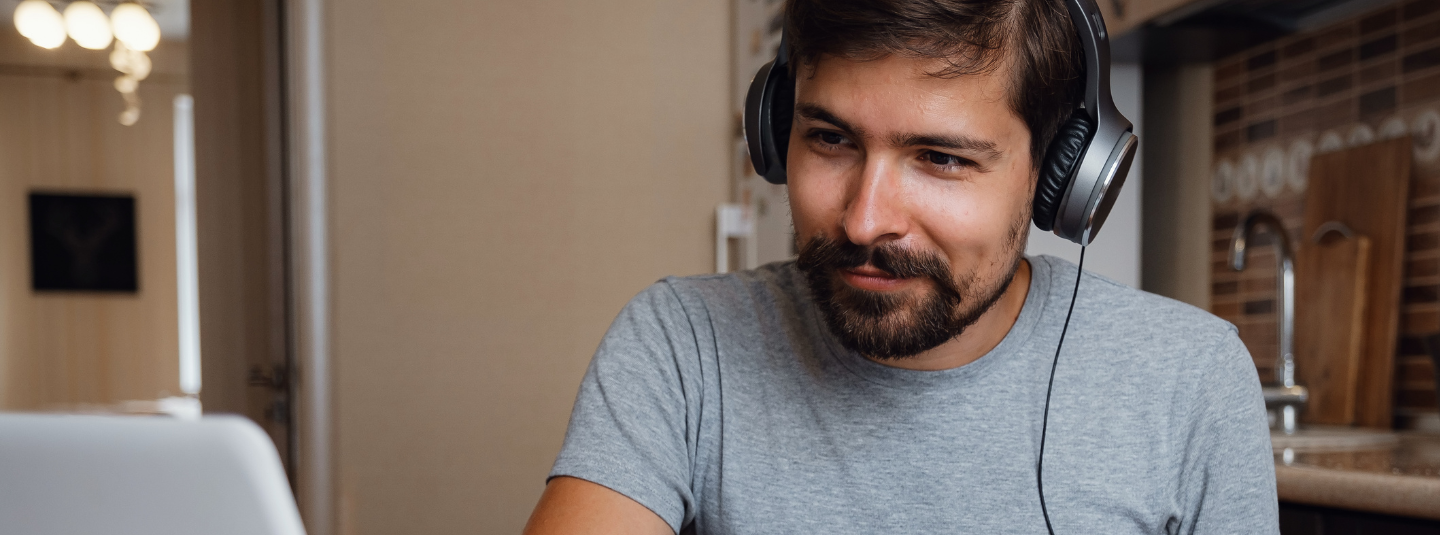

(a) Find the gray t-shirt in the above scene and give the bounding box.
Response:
[551,255,1278,534]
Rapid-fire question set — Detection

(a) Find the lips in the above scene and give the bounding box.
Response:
[839,265,913,292]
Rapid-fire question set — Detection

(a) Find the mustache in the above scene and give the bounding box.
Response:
[795,235,955,286]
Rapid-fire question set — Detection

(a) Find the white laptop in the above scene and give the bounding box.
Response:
[0,413,306,535]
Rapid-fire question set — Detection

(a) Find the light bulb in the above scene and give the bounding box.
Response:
[110,3,159,52]
[64,1,112,50]
[29,24,66,48]
[114,74,138,94]
[128,50,150,79]
[109,41,151,80]
[110,40,131,71]
[14,0,65,49]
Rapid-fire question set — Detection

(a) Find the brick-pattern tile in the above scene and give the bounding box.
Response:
[1216,84,1244,103]
[1281,84,1313,105]
[1246,120,1278,141]
[1361,60,1399,84]
[1213,0,1440,424]
[1244,299,1276,315]
[1362,8,1399,35]
[1216,60,1245,83]
[1211,302,1241,316]
[1403,46,1440,72]
[1315,25,1356,49]
[1279,61,1315,82]
[1250,50,1278,70]
[1404,19,1440,47]
[1314,99,1356,130]
[1409,257,1440,277]
[1214,130,1242,152]
[1319,50,1355,72]
[1405,0,1440,21]
[1214,213,1240,229]
[1396,356,1436,389]
[1280,108,1316,134]
[1360,86,1398,117]
[1361,34,1399,59]
[1415,178,1440,197]
[1409,232,1440,251]
[1249,73,1278,92]
[1403,310,1440,333]
[1317,74,1353,96]
[1404,71,1440,102]
[1413,204,1440,223]
[1397,389,1438,408]
[1405,285,1440,303]
[1215,106,1242,126]
[1399,335,1427,356]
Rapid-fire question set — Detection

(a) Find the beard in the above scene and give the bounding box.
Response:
[795,222,1028,360]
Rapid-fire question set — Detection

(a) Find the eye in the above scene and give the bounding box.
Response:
[818,131,846,145]
[923,151,969,167]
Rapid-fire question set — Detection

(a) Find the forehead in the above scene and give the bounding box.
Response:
[794,54,1022,137]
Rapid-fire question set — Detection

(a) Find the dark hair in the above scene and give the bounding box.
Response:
[784,0,1085,172]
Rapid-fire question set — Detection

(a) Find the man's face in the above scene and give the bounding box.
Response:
[788,54,1034,360]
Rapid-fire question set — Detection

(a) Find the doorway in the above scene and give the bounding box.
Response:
[0,0,297,470]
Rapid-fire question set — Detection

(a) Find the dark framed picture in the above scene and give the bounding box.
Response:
[29,192,139,292]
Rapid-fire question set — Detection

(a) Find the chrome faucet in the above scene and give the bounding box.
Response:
[1229,209,1308,435]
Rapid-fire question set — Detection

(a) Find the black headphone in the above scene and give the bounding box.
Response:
[742,0,1137,246]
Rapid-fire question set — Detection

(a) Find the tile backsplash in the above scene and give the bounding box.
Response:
[1211,0,1440,427]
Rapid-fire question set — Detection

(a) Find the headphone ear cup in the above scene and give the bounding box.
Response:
[1033,112,1095,232]
[743,59,795,185]
[763,74,794,185]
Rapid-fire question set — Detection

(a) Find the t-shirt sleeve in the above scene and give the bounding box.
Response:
[1175,330,1279,534]
[549,281,702,533]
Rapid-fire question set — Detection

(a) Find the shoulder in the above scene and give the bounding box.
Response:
[1033,254,1236,342]
[653,261,807,320]
[1029,255,1246,379]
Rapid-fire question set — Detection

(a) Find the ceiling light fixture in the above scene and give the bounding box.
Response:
[63,1,113,50]
[14,0,66,49]
[110,2,158,52]
[12,1,166,124]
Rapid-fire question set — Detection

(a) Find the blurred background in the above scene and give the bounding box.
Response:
[1,0,1439,533]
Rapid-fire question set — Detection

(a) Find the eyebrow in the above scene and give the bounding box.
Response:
[889,133,1001,159]
[795,103,865,139]
[794,102,1002,159]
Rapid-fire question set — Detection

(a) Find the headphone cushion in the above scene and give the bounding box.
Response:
[1033,112,1095,232]
[763,69,795,185]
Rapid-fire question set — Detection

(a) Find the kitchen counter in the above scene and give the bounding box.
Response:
[1274,432,1440,520]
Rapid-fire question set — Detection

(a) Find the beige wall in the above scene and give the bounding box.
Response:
[327,1,730,532]
[1141,64,1213,309]
[0,30,189,409]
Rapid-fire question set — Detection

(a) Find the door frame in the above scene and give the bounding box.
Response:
[281,0,332,533]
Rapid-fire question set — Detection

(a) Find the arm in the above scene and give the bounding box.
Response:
[1179,332,1279,534]
[532,282,704,533]
[523,477,673,535]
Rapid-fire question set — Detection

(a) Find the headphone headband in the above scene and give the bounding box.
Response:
[1055,0,1135,245]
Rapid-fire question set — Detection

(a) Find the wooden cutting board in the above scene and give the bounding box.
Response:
[1303,137,1412,429]
[1295,234,1370,426]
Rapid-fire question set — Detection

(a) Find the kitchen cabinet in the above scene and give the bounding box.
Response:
[1098,0,1196,36]
[1280,502,1440,534]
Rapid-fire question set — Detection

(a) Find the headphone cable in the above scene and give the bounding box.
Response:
[1038,246,1084,535]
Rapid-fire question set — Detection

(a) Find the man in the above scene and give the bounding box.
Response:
[525,0,1277,533]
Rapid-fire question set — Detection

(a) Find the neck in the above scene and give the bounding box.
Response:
[866,258,1032,371]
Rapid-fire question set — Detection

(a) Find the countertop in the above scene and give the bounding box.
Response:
[1274,432,1440,519]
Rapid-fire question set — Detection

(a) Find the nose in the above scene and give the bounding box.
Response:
[840,156,909,247]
